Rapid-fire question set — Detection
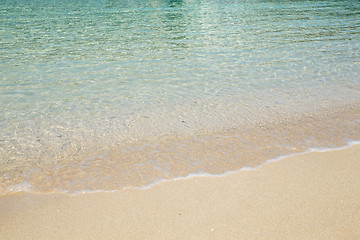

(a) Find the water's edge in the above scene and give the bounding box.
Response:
[2,102,359,195]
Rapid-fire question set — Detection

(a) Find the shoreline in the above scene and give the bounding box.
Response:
[130,139,360,191]
[2,102,360,194]
[1,143,359,239]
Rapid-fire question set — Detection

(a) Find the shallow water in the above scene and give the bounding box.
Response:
[1,0,360,193]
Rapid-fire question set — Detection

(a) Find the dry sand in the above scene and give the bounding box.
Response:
[0,144,359,240]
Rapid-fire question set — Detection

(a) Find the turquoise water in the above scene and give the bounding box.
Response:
[1,0,360,193]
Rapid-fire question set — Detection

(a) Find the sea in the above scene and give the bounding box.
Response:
[1,0,360,194]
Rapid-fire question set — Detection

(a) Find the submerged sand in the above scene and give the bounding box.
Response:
[1,144,360,239]
[2,103,360,194]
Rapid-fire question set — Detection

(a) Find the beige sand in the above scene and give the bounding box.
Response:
[1,144,360,240]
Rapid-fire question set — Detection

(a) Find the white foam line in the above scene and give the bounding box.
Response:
[125,140,360,191]
[5,181,33,193]
[4,141,360,195]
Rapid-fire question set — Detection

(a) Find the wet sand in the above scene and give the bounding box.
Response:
[1,144,360,240]
[2,103,360,194]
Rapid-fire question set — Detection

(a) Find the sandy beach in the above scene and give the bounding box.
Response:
[1,1,360,239]
[1,144,359,240]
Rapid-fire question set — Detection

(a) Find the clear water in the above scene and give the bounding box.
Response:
[1,0,360,193]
